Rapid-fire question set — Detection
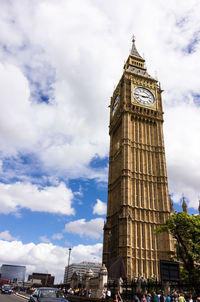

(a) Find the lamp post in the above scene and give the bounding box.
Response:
[45,270,48,286]
[66,247,72,288]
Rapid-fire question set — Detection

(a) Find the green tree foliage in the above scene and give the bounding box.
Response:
[156,212,200,282]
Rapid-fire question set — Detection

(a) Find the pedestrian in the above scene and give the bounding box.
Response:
[115,290,123,302]
[141,294,147,302]
[114,294,119,302]
[166,295,171,302]
[187,294,193,302]
[174,293,179,302]
[160,293,165,302]
[101,289,106,299]
[106,289,111,300]
[178,294,186,302]
[147,293,151,302]
[133,294,140,302]
[152,292,159,302]
[88,289,92,298]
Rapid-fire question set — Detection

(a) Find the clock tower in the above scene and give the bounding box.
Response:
[103,38,174,280]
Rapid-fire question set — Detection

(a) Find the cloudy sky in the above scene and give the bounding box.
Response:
[0,0,200,283]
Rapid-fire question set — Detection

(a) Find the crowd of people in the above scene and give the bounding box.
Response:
[113,291,200,302]
[66,287,92,297]
[65,287,200,302]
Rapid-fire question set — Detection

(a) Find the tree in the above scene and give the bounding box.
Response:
[156,212,200,282]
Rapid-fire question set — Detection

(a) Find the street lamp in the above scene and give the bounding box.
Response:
[66,247,72,288]
[45,270,48,286]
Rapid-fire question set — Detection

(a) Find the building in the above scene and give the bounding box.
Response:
[28,272,55,286]
[1,264,26,282]
[64,262,102,284]
[102,37,174,281]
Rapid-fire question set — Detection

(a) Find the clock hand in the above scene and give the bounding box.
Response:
[135,93,149,98]
[140,95,149,98]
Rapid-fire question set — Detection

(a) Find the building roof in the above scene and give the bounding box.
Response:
[130,35,143,58]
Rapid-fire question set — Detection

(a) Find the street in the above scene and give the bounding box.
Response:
[0,293,28,302]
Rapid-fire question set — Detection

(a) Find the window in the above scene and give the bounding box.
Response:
[141,223,145,248]
[39,289,65,299]
[137,223,140,248]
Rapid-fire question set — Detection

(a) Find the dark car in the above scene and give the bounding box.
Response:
[1,284,12,294]
[29,287,67,302]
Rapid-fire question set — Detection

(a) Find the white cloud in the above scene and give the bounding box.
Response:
[0,1,200,206]
[93,199,107,215]
[70,243,103,264]
[64,218,104,239]
[0,0,111,180]
[0,230,17,241]
[0,63,36,156]
[0,240,102,283]
[165,103,200,209]
[0,182,74,215]
[52,233,63,240]
[39,236,51,243]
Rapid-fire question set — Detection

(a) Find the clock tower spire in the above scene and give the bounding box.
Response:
[130,35,143,58]
[103,38,174,281]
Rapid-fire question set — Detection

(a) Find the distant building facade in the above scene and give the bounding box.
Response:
[28,273,55,286]
[64,261,101,284]
[1,264,26,282]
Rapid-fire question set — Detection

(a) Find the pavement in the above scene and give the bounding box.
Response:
[15,292,30,300]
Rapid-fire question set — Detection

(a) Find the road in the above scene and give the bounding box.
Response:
[0,293,29,302]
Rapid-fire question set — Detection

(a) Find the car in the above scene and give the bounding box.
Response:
[29,287,68,302]
[1,284,12,294]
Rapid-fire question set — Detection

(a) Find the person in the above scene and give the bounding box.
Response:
[160,293,165,302]
[187,294,193,302]
[166,295,171,302]
[115,291,123,302]
[114,294,119,302]
[152,292,159,302]
[133,294,140,302]
[147,293,151,302]
[141,294,147,302]
[173,293,179,302]
[62,288,66,295]
[101,289,106,299]
[106,289,111,299]
[178,294,186,302]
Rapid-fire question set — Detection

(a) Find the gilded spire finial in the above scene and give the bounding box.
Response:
[130,34,142,58]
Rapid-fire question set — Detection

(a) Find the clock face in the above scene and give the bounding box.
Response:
[112,94,119,116]
[134,87,155,106]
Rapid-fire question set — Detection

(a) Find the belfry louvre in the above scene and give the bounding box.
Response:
[102,38,174,281]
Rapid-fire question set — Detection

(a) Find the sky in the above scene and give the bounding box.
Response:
[0,0,200,284]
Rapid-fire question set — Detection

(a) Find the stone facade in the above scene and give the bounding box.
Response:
[70,264,108,298]
[103,38,174,281]
[64,262,101,284]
